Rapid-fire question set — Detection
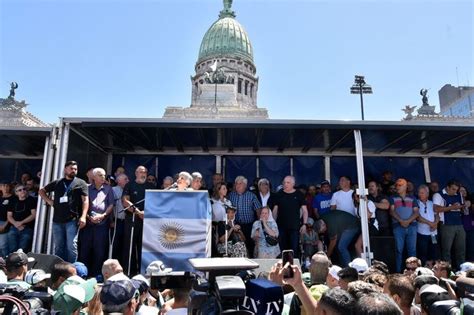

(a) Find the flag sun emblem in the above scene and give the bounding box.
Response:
[159,222,185,250]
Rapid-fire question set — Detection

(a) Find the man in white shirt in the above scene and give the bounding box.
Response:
[330,176,355,216]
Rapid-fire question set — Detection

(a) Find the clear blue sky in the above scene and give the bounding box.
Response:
[1,0,472,124]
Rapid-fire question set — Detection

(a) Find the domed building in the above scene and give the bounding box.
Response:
[163,0,268,119]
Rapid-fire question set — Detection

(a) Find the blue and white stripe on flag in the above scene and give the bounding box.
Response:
[141,190,212,273]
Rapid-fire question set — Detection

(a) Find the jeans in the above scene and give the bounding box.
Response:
[0,221,9,257]
[337,227,360,267]
[7,226,33,254]
[53,220,79,263]
[393,224,417,273]
[439,224,465,268]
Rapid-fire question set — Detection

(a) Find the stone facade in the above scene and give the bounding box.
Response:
[0,97,49,127]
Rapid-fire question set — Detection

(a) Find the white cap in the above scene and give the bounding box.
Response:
[108,272,130,282]
[419,284,447,296]
[460,262,474,273]
[328,265,342,281]
[348,258,368,274]
[132,274,150,286]
[25,269,51,285]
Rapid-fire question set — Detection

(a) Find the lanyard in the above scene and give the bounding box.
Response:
[63,178,76,196]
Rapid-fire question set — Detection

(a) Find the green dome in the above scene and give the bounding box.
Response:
[197,8,254,65]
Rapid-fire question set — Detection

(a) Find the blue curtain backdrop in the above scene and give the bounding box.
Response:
[225,156,256,184]
[259,156,290,189]
[157,155,215,188]
[364,157,425,186]
[429,158,474,190]
[293,156,325,186]
[330,157,358,186]
[112,155,157,181]
[0,159,42,182]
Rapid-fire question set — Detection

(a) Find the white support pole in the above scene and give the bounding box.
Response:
[290,157,294,176]
[256,157,260,178]
[107,153,113,175]
[216,155,222,174]
[324,156,331,181]
[32,128,56,253]
[423,157,431,183]
[354,130,372,266]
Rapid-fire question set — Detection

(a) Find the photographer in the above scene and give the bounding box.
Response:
[217,206,247,257]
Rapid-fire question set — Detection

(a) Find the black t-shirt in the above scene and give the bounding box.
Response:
[274,190,305,230]
[0,195,16,222]
[8,196,37,229]
[43,177,89,223]
[368,194,390,230]
[122,181,156,217]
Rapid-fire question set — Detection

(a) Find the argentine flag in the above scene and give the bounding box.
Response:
[142,190,212,273]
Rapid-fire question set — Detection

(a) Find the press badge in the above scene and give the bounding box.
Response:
[60,196,69,203]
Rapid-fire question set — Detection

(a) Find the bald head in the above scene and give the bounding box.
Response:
[102,259,123,281]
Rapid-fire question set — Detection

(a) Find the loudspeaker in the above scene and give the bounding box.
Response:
[250,258,301,278]
[370,236,396,273]
[27,253,64,274]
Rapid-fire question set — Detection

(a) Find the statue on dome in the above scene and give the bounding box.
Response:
[8,82,18,99]
[420,88,429,106]
[402,105,416,120]
[224,0,233,11]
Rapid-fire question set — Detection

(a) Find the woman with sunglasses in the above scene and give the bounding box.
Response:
[416,184,439,266]
[7,184,36,253]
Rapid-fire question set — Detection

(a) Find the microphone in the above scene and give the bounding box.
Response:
[166,182,178,190]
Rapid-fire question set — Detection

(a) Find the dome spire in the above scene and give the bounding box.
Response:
[219,0,236,18]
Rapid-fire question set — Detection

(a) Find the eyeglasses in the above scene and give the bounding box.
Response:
[16,188,26,192]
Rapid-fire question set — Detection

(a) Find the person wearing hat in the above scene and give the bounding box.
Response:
[39,160,89,263]
[349,258,369,275]
[312,180,332,218]
[326,265,342,289]
[53,275,97,315]
[389,178,419,273]
[25,268,53,294]
[419,284,451,315]
[301,217,323,258]
[5,249,34,289]
[100,279,139,314]
[217,205,248,257]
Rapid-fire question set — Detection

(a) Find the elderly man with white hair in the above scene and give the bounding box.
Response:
[228,176,262,258]
[79,167,115,277]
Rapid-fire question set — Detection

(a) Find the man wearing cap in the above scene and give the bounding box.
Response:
[100,279,139,314]
[433,179,465,268]
[39,160,89,263]
[53,275,97,314]
[122,166,155,276]
[5,250,33,289]
[390,178,419,273]
[313,180,332,218]
[326,265,341,288]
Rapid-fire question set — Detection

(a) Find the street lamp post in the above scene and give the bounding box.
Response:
[350,75,373,120]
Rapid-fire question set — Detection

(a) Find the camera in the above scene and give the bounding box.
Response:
[0,283,52,314]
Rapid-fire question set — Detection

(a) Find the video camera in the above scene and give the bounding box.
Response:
[0,283,52,314]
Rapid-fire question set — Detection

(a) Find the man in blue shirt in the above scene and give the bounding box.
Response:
[433,179,465,268]
[312,180,332,218]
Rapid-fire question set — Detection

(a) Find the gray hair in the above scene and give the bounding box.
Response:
[163,176,173,183]
[234,176,248,185]
[258,178,270,187]
[179,171,193,186]
[192,172,202,180]
[92,167,106,177]
[418,184,429,194]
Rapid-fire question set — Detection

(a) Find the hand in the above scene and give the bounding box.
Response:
[78,216,87,229]
[299,224,307,234]
[268,261,284,285]
[452,203,462,211]
[283,263,304,289]
[14,221,23,229]
[234,224,241,231]
[254,229,260,239]
[137,210,144,220]
[17,225,25,231]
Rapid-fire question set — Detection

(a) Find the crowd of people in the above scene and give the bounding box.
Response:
[1,161,474,314]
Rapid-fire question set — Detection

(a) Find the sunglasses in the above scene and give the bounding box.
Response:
[16,188,26,192]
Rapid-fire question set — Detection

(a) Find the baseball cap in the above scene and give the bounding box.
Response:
[459,262,474,273]
[309,284,329,301]
[349,258,368,274]
[53,276,97,314]
[414,275,439,289]
[328,265,342,281]
[25,269,51,285]
[73,262,88,279]
[6,250,34,268]
[146,260,172,276]
[101,279,138,312]
[419,284,450,311]
[306,217,314,226]
[320,180,330,186]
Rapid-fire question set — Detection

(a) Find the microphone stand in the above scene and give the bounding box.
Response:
[124,198,145,276]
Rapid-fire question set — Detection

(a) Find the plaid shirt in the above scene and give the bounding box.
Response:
[228,190,262,224]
